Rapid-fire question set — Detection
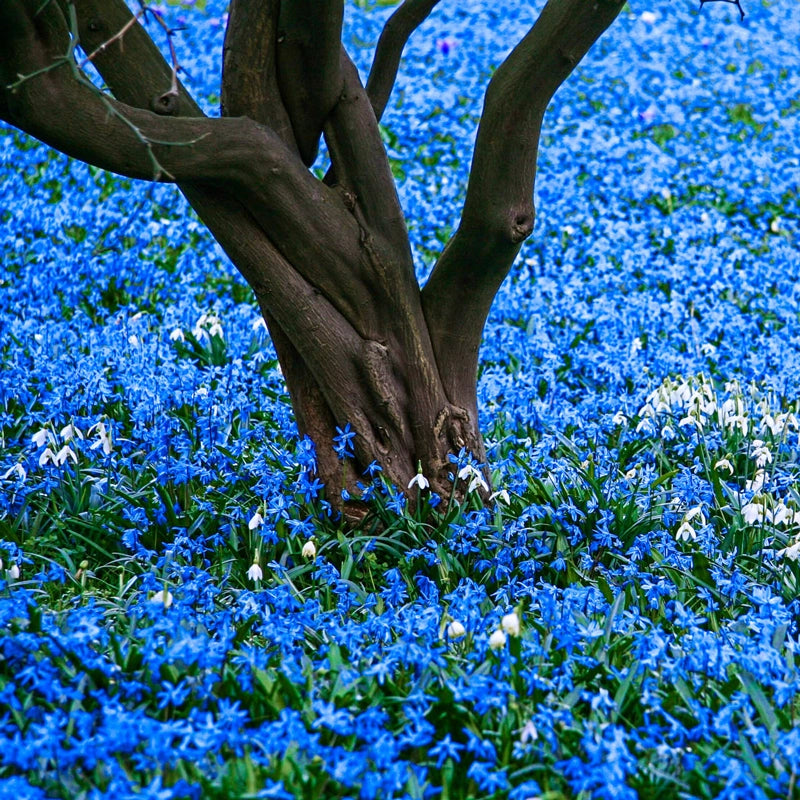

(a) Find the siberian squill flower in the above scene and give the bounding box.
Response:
[489,629,507,650]
[247,562,263,582]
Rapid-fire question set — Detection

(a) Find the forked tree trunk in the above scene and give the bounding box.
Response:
[0,0,624,507]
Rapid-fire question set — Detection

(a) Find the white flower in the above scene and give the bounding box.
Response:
[2,463,26,482]
[520,720,539,744]
[741,502,765,525]
[248,512,264,530]
[128,334,139,347]
[247,562,263,582]
[715,458,734,474]
[169,328,185,342]
[447,620,466,639]
[38,447,56,467]
[8,564,20,580]
[251,317,267,332]
[457,464,489,494]
[54,445,78,466]
[490,489,510,505]
[89,422,113,455]
[489,629,507,650]
[408,472,429,491]
[612,411,627,426]
[60,423,83,441]
[32,428,55,448]
[777,541,800,561]
[150,589,173,607]
[501,612,520,637]
[746,470,769,492]
[675,521,697,542]
[302,540,317,560]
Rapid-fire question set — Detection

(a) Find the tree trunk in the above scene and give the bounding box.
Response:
[0,0,625,511]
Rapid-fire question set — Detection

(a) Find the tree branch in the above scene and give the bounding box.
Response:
[222,0,296,151]
[366,0,442,122]
[323,50,412,262]
[276,0,344,165]
[421,0,625,406]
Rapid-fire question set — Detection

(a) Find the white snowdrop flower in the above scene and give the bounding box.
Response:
[302,540,317,559]
[447,620,466,639]
[684,506,706,526]
[248,512,264,530]
[169,328,185,342]
[661,425,675,440]
[34,333,43,344]
[777,541,800,561]
[750,440,772,468]
[54,445,78,466]
[612,411,627,426]
[772,502,793,527]
[60,423,82,441]
[408,472,430,491]
[251,317,267,331]
[490,489,510,505]
[128,334,139,347]
[8,564,20,580]
[741,502,765,525]
[520,720,538,744]
[630,337,643,355]
[2,463,26,482]
[247,562,263,582]
[625,468,637,481]
[38,447,56,467]
[150,589,173,608]
[501,612,520,637]
[32,428,55,448]
[0,558,3,571]
[457,464,489,494]
[746,470,768,492]
[675,521,697,542]
[700,342,717,356]
[489,629,507,650]
[89,422,113,455]
[131,311,143,322]
[715,458,734,474]
[770,217,782,234]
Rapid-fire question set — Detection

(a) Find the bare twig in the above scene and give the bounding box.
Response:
[366,0,442,122]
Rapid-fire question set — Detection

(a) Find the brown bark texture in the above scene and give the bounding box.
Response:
[0,0,624,509]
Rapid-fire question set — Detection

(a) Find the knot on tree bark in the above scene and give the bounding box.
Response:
[151,91,180,115]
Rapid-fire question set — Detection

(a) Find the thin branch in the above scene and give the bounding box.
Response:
[365,0,442,122]
[421,0,626,408]
[276,0,344,165]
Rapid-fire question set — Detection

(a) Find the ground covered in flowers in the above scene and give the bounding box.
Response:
[1,0,800,798]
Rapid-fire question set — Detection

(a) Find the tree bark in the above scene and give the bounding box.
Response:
[0,0,624,514]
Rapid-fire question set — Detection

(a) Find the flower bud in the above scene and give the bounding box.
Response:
[489,629,507,650]
[302,540,317,560]
[447,620,466,639]
[501,612,520,637]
